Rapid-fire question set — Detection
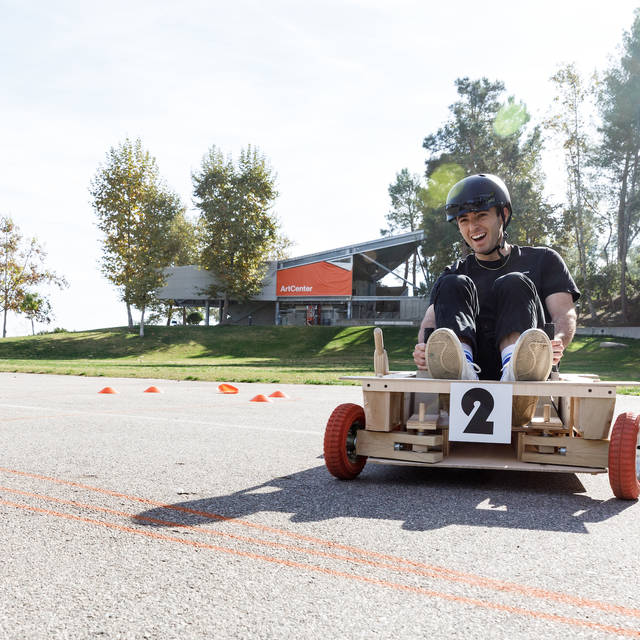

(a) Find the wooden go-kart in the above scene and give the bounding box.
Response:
[324,328,640,500]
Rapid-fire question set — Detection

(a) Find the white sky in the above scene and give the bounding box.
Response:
[1,0,637,335]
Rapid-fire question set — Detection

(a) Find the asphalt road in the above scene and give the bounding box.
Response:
[1,372,640,639]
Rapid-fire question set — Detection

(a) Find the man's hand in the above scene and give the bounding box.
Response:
[551,338,565,365]
[545,292,576,364]
[415,304,435,370]
[413,342,427,370]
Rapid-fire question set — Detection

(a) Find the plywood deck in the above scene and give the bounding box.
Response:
[365,442,607,474]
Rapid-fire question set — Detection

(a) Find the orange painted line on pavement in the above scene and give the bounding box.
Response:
[2,466,639,621]
[8,483,628,623]
[2,496,639,638]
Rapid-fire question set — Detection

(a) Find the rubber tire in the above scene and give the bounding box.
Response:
[324,403,367,480]
[608,412,640,500]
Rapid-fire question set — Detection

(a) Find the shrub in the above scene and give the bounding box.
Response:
[38,327,68,334]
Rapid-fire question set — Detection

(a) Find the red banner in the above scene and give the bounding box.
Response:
[277,261,352,297]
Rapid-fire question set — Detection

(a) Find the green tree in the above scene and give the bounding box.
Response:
[596,9,640,322]
[420,78,556,280]
[166,211,199,266]
[0,216,66,337]
[381,169,423,293]
[90,138,184,336]
[20,292,53,335]
[128,188,185,336]
[268,233,294,261]
[546,64,600,318]
[192,145,281,323]
[423,78,505,174]
[154,211,200,326]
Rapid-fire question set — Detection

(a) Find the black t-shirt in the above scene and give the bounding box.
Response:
[429,246,580,325]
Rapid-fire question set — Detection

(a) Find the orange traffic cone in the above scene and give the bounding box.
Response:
[250,394,272,403]
[144,386,161,393]
[269,390,289,398]
[98,387,117,394]
[218,384,239,394]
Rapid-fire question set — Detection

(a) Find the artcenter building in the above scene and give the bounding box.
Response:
[157,230,428,326]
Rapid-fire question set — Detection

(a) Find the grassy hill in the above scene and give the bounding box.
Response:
[0,325,416,385]
[0,325,638,391]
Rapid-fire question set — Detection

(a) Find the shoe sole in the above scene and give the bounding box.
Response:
[512,328,553,381]
[426,328,463,379]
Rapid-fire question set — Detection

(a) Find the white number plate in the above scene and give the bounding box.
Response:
[449,382,513,443]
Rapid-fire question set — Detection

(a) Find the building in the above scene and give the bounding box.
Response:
[156,230,428,326]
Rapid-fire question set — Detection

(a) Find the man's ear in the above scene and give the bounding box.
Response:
[502,206,511,225]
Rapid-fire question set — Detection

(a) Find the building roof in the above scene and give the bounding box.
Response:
[278,230,425,274]
[157,230,425,304]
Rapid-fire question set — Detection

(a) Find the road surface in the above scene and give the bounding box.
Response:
[1,373,639,639]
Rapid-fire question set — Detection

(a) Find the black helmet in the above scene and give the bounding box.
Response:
[445,174,512,226]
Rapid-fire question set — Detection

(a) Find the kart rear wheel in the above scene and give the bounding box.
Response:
[324,403,367,480]
[608,412,640,500]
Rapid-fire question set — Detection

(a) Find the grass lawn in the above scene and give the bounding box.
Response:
[0,325,638,393]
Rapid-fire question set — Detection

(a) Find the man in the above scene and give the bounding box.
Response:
[413,173,579,383]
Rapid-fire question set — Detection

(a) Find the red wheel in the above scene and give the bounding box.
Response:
[608,412,640,500]
[324,403,367,480]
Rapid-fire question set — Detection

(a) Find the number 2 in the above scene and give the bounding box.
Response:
[461,388,494,435]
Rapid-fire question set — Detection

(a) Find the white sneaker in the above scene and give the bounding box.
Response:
[501,328,553,382]
[426,328,480,380]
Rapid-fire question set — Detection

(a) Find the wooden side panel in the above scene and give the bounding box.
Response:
[520,435,609,468]
[574,398,616,439]
[356,430,443,463]
[358,431,443,447]
[363,391,403,432]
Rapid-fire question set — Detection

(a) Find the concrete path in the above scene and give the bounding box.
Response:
[1,373,639,639]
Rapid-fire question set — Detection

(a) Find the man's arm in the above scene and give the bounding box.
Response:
[545,292,577,364]
[413,304,436,369]
[417,304,436,342]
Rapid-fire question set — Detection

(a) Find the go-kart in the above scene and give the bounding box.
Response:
[323,328,640,500]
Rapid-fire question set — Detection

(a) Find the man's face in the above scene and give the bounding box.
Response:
[456,206,505,255]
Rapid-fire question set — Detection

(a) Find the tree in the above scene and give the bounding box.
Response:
[0,216,66,337]
[192,145,282,323]
[545,64,600,318]
[381,169,423,293]
[127,188,185,336]
[90,138,184,336]
[420,163,467,284]
[166,211,199,267]
[20,292,53,335]
[596,9,640,322]
[423,78,505,174]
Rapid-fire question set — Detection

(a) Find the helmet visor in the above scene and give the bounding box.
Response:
[445,192,500,219]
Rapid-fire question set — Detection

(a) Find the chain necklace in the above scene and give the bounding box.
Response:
[474,250,512,271]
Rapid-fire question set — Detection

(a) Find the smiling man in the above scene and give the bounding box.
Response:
[413,173,579,383]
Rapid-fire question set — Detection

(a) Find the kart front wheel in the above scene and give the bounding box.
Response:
[324,403,367,480]
[608,412,640,500]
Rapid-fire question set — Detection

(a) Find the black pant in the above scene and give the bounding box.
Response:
[430,272,546,380]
